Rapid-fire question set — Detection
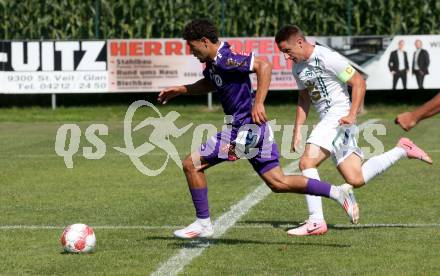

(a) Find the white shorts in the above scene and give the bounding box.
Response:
[306,113,364,166]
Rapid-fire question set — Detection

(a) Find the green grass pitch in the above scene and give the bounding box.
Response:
[0,103,439,275]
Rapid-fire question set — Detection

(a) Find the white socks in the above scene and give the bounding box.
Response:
[300,147,406,223]
[361,147,406,183]
[197,217,212,227]
[329,186,341,201]
[302,168,325,221]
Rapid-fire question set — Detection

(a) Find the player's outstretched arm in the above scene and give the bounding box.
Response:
[292,89,310,152]
[184,77,216,95]
[396,92,440,131]
[158,78,215,104]
[252,57,272,125]
[340,72,366,125]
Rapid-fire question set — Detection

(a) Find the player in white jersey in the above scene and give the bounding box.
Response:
[275,25,433,236]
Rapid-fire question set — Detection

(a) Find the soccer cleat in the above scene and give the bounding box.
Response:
[287,220,328,236]
[337,184,359,224]
[397,137,433,164]
[173,220,214,239]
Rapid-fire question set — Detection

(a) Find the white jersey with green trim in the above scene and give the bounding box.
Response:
[292,45,356,118]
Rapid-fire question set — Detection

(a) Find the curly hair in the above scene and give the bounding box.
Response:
[183,19,219,43]
[275,25,305,44]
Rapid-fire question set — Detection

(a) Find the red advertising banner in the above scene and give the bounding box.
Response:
[107,39,203,92]
[226,38,294,90]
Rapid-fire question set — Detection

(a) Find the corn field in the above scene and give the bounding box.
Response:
[0,0,439,39]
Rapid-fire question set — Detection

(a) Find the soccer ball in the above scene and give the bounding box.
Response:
[61,223,96,253]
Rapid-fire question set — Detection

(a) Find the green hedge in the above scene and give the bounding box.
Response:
[1,0,439,39]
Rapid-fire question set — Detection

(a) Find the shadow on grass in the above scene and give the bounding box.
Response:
[59,251,96,255]
[145,236,351,249]
[328,223,440,230]
[239,220,440,231]
[238,220,305,230]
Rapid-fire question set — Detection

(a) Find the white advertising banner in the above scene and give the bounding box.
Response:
[363,35,439,90]
[0,40,108,93]
[314,35,440,90]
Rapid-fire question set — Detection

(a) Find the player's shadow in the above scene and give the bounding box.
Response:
[240,220,429,231]
[145,236,351,249]
[241,220,391,232]
[238,219,307,230]
[326,224,432,230]
[327,224,361,231]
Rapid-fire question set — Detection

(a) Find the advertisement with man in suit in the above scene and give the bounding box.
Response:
[388,40,409,90]
[412,39,430,89]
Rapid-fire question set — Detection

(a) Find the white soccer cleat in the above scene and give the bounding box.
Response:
[173,220,214,239]
[337,184,359,224]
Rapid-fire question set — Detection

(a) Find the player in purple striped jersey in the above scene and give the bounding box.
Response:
[158,20,359,239]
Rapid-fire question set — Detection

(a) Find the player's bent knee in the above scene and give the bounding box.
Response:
[182,157,195,173]
[299,158,316,171]
[267,183,283,193]
[345,176,365,187]
[264,178,287,193]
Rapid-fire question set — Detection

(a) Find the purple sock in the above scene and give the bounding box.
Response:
[189,187,210,219]
[305,178,331,198]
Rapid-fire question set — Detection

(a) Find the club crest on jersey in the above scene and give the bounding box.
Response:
[213,74,223,86]
[209,68,223,87]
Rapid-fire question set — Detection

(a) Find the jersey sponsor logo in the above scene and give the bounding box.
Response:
[305,80,315,90]
[313,66,323,75]
[305,80,322,102]
[304,69,315,78]
[226,58,247,68]
[230,49,250,56]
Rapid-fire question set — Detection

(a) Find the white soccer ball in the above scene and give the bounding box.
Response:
[61,223,96,253]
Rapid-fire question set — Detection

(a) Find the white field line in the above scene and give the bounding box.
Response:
[1,223,440,230]
[0,225,178,230]
[0,152,166,158]
[151,118,381,276]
